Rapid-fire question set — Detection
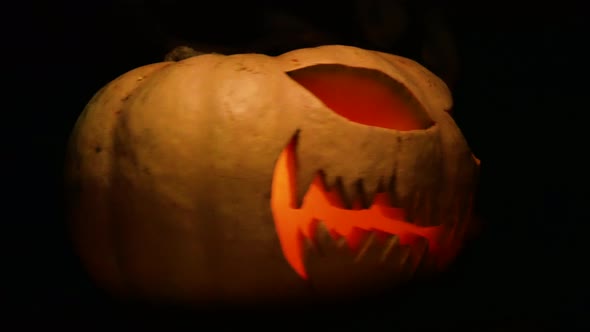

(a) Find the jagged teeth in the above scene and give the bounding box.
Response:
[310,221,408,263]
[354,233,406,264]
[304,222,433,284]
[296,169,401,210]
[292,138,401,210]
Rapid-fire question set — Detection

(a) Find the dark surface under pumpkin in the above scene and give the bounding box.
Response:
[65,46,479,308]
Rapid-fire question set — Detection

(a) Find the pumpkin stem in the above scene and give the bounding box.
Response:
[164,45,208,61]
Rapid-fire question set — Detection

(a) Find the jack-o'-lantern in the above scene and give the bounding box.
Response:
[65,45,480,307]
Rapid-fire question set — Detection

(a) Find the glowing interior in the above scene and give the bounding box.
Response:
[288,66,426,130]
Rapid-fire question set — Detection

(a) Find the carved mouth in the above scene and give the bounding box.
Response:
[270,136,445,280]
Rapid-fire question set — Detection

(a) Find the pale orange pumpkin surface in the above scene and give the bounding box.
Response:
[65,45,479,306]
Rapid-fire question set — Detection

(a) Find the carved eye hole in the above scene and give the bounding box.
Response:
[288,64,432,131]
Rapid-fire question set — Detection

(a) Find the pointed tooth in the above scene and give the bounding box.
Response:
[353,179,369,209]
[354,231,378,262]
[398,246,411,268]
[346,227,369,253]
[294,180,313,209]
[380,235,400,262]
[315,220,331,242]
[396,246,414,281]
[383,244,411,279]
[360,176,382,208]
[338,177,357,210]
[314,221,336,255]
[387,173,403,207]
[294,166,315,209]
[334,235,348,249]
[340,178,364,209]
[322,171,339,191]
[369,173,386,194]
[302,235,315,253]
[381,239,411,268]
[334,177,352,209]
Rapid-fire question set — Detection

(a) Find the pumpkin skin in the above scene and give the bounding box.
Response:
[65,45,479,307]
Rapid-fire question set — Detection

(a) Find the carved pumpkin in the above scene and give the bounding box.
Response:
[65,45,479,306]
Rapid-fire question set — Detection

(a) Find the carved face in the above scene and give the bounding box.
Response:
[66,45,479,305]
[268,64,478,292]
[272,65,441,279]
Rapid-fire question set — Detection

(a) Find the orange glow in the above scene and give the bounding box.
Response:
[271,140,447,279]
[289,67,425,130]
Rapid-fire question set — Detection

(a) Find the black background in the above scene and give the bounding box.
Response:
[5,0,589,330]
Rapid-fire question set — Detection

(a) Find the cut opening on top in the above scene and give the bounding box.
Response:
[287,64,433,131]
